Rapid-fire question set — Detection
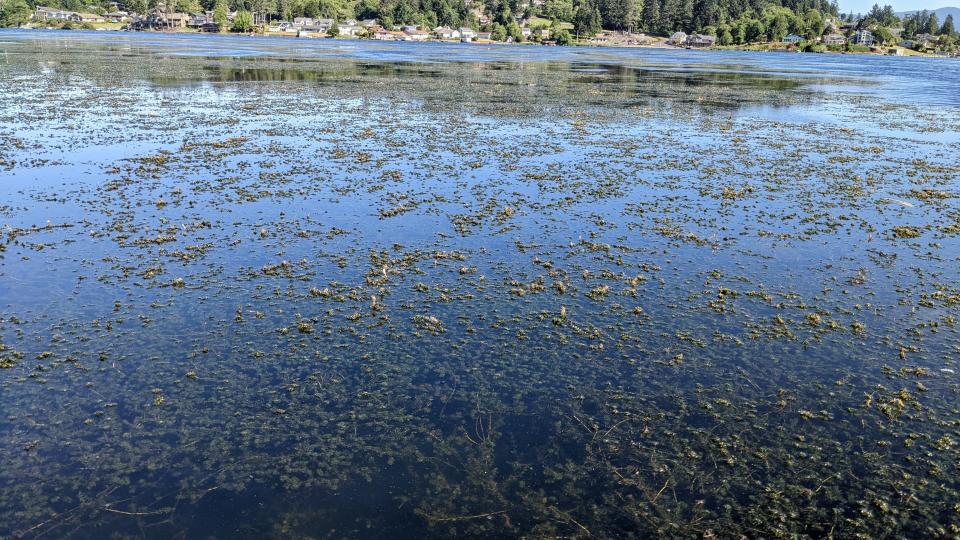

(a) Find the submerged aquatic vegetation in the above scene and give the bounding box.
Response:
[0,31,959,539]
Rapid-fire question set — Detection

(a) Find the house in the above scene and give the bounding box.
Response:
[359,19,378,27]
[171,12,191,27]
[267,21,294,32]
[668,32,687,45]
[475,31,492,40]
[73,12,106,22]
[783,34,803,44]
[34,6,74,20]
[373,29,405,40]
[686,34,716,48]
[138,11,189,29]
[292,17,313,27]
[404,28,430,40]
[433,26,459,39]
[912,33,938,49]
[188,12,210,27]
[852,29,873,46]
[105,11,129,22]
[338,22,361,36]
[822,33,846,45]
[458,27,476,41]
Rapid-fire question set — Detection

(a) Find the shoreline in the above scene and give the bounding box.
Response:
[8,25,955,58]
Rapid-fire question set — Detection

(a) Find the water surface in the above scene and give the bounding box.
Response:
[2,30,960,539]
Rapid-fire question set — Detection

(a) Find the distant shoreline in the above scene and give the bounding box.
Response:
[7,26,955,59]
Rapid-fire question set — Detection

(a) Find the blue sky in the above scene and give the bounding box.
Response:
[840,0,956,13]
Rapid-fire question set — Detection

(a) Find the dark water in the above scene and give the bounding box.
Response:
[1,29,960,538]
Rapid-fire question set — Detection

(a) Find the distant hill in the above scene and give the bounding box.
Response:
[896,7,960,21]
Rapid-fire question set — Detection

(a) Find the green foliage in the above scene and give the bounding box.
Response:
[573,0,601,37]
[597,0,636,31]
[326,20,339,36]
[0,0,32,27]
[173,0,201,13]
[718,26,732,45]
[213,1,228,30]
[942,15,955,36]
[126,0,147,15]
[872,26,894,45]
[865,4,898,27]
[490,21,505,40]
[233,9,252,31]
[550,19,572,44]
[506,21,523,41]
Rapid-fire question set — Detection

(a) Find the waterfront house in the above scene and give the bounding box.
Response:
[783,34,803,44]
[188,12,210,27]
[404,28,430,40]
[136,11,189,29]
[267,21,295,32]
[338,21,361,36]
[292,17,312,27]
[852,30,873,46]
[822,33,846,45]
[105,11,130,22]
[165,12,190,28]
[359,19,378,28]
[73,12,106,22]
[34,6,74,20]
[913,33,938,49]
[668,32,687,45]
[373,29,406,40]
[476,31,492,40]
[433,26,459,39]
[459,27,476,41]
[686,34,716,48]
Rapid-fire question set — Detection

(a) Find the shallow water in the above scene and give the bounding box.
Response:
[1,29,960,539]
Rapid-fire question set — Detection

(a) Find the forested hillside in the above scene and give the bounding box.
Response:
[2,0,841,37]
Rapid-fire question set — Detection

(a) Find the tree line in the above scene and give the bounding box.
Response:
[2,0,957,53]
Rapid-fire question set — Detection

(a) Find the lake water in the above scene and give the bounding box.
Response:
[1,30,960,538]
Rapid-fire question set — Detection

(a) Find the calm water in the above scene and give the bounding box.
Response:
[1,30,960,539]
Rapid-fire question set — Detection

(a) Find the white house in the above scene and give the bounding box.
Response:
[433,26,459,39]
[822,33,846,45]
[852,29,873,46]
[668,32,687,45]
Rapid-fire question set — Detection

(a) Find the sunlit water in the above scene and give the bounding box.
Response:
[1,29,960,538]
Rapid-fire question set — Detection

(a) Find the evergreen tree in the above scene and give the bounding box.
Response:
[598,0,636,30]
[573,0,601,36]
[941,14,954,36]
[0,0,32,26]
[213,1,228,29]
[928,12,938,35]
[642,0,658,33]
